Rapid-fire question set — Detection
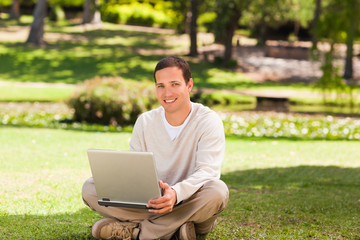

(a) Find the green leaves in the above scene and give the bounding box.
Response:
[222,113,360,140]
[68,76,158,126]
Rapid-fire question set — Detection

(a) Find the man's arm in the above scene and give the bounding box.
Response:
[172,113,225,204]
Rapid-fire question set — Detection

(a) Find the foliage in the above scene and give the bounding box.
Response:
[49,0,84,7]
[315,45,348,103]
[197,12,216,33]
[222,113,360,140]
[49,4,66,22]
[1,102,360,141]
[0,0,84,7]
[0,0,11,7]
[316,0,360,44]
[101,1,175,28]
[0,110,126,131]
[68,76,158,126]
[242,0,314,42]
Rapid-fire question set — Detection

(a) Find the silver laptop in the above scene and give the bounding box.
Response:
[87,149,162,209]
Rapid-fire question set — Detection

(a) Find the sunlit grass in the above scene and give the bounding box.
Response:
[1,127,359,239]
[0,85,75,102]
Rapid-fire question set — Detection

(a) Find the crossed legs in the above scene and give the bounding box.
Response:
[82,177,229,240]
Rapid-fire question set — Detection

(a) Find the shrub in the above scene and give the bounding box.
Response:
[101,2,175,28]
[198,12,217,32]
[68,76,158,126]
[221,113,360,140]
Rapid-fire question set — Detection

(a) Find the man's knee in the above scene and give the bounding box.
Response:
[201,179,229,210]
[82,177,96,207]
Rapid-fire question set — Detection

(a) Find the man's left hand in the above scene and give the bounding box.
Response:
[147,180,177,214]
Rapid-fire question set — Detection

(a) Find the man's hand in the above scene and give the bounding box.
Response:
[147,180,177,214]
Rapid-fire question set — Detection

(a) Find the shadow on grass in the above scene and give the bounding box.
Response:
[0,24,295,89]
[0,208,98,239]
[0,24,176,84]
[217,166,360,239]
[0,42,162,83]
[1,166,359,239]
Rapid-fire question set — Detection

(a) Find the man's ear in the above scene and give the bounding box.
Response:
[188,78,193,92]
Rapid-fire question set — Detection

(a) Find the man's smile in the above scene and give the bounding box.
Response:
[164,98,177,103]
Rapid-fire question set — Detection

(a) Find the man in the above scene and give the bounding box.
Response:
[82,56,229,240]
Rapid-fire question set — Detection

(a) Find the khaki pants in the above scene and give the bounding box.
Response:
[82,177,229,240]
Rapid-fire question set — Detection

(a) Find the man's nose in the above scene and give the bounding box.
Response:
[164,86,173,96]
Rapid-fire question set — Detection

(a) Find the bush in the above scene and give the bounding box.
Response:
[101,2,175,28]
[68,76,158,126]
[198,12,216,32]
[221,113,360,140]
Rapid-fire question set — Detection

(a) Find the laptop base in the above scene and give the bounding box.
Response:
[98,200,148,209]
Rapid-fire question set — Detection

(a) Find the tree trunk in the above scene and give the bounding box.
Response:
[343,1,359,83]
[10,0,20,20]
[223,8,241,67]
[82,0,92,24]
[343,14,357,81]
[26,0,47,46]
[93,0,102,24]
[82,0,102,25]
[189,0,198,56]
[311,0,322,50]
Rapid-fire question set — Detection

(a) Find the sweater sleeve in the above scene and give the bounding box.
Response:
[171,113,225,203]
[129,114,145,152]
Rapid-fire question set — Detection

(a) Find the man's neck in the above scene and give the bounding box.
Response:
[165,102,192,126]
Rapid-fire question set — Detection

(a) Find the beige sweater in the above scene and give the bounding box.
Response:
[129,102,225,203]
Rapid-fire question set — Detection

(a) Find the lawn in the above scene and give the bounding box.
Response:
[1,126,359,239]
[1,19,359,115]
[0,84,75,102]
[0,19,316,90]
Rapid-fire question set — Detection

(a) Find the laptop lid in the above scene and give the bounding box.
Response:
[87,149,162,209]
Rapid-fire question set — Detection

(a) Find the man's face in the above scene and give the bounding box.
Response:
[155,66,193,115]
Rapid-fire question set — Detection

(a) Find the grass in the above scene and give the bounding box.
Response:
[0,17,318,89]
[1,16,359,115]
[0,85,75,102]
[1,18,359,116]
[1,126,359,239]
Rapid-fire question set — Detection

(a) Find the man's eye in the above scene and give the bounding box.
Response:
[157,85,164,88]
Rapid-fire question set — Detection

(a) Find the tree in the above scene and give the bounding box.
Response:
[82,0,102,25]
[242,0,281,45]
[10,0,20,20]
[26,0,47,46]
[311,0,322,51]
[242,0,314,44]
[343,0,360,82]
[189,0,199,56]
[316,0,360,82]
[214,0,249,66]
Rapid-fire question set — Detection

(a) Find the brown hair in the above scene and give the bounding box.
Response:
[153,56,192,84]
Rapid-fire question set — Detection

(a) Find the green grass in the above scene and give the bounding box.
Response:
[1,18,359,114]
[0,18,315,88]
[1,127,359,239]
[0,85,75,102]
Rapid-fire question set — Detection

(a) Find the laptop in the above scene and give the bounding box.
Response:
[87,149,162,209]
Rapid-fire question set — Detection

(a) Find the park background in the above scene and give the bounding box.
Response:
[0,0,360,239]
